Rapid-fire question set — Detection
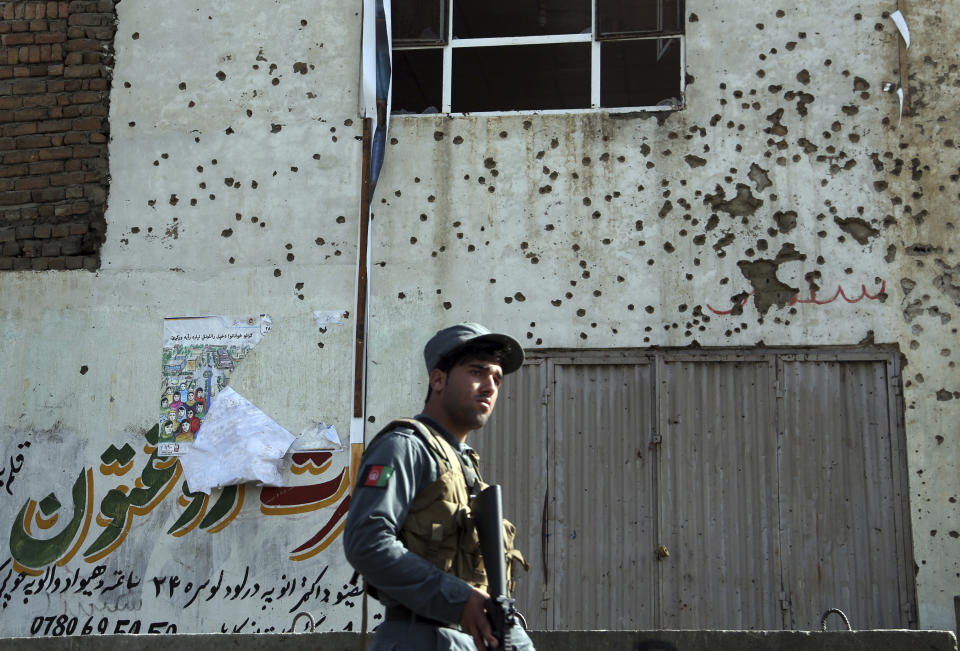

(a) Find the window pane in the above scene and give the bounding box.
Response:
[392,49,443,114]
[453,0,590,39]
[452,43,590,112]
[597,0,684,37]
[392,0,447,45]
[601,38,682,108]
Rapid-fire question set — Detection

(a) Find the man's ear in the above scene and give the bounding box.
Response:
[428,368,447,393]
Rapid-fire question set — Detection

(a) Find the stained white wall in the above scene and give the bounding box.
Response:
[0,0,365,637]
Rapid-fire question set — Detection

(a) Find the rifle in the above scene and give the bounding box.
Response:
[473,484,520,650]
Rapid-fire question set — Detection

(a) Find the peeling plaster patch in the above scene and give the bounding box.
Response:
[704,184,763,217]
[906,243,942,256]
[713,233,734,255]
[834,217,880,244]
[798,138,818,154]
[748,163,771,191]
[684,154,707,168]
[936,389,956,401]
[737,260,797,315]
[934,260,960,306]
[774,211,797,233]
[766,108,788,136]
[903,299,925,323]
[736,245,807,315]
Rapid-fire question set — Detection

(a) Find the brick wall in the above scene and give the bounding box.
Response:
[0,0,116,272]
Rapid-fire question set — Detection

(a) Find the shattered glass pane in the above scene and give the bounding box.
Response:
[454,0,590,39]
[601,38,682,108]
[393,0,448,45]
[597,0,684,38]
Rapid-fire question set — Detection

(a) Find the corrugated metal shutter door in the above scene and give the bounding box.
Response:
[549,358,658,630]
[657,357,783,629]
[478,350,914,632]
[778,356,914,629]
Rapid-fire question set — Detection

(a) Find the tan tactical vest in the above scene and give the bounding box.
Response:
[376,418,528,596]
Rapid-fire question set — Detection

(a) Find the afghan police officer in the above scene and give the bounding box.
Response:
[344,323,536,651]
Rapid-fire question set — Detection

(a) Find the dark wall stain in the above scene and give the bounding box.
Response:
[736,244,807,315]
[704,184,763,217]
[834,217,879,244]
[774,210,798,233]
[737,260,797,315]
[934,260,960,306]
[748,163,771,191]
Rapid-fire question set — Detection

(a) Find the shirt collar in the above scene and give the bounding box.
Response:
[414,414,471,452]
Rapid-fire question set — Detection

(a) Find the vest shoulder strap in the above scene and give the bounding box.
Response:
[373,418,458,473]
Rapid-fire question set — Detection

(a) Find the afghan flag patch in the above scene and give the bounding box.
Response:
[362,464,394,487]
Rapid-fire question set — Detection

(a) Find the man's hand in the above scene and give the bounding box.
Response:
[460,587,498,650]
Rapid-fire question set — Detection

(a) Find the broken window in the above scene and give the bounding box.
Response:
[391,0,685,114]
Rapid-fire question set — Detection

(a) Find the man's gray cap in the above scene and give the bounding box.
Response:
[424,323,524,374]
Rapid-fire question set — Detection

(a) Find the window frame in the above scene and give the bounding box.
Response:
[391,0,686,116]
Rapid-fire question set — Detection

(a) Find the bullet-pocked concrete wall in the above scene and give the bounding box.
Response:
[0,0,957,639]
[366,0,959,632]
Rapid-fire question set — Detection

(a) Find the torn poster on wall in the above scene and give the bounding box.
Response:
[159,315,272,456]
[179,386,295,494]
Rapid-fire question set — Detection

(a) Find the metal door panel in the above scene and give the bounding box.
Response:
[548,360,657,629]
[658,359,782,629]
[778,358,913,629]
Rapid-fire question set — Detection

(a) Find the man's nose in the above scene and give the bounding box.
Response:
[478,375,496,395]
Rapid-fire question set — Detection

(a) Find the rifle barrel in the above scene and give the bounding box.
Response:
[474,484,507,596]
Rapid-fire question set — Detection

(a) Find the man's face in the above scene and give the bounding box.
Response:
[436,359,503,432]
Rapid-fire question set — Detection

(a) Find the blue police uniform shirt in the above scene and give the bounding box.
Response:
[344,415,536,651]
[343,414,475,624]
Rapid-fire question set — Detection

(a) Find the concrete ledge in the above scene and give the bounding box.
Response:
[530,630,959,651]
[0,630,955,651]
